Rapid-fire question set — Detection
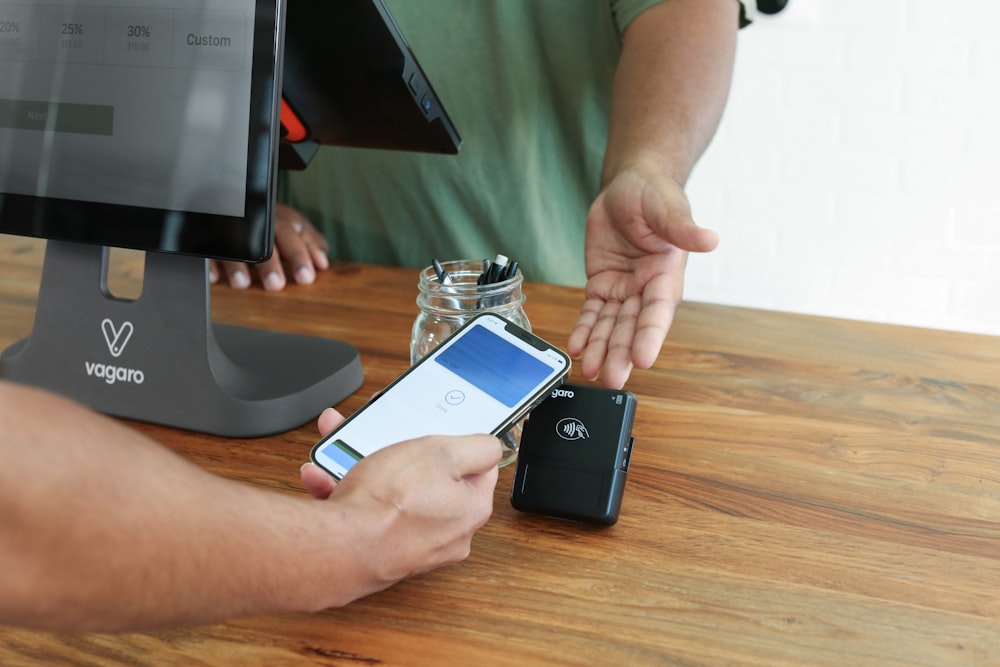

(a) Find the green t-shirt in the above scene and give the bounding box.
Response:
[279,0,747,286]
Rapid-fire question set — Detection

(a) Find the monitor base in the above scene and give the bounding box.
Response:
[0,240,363,438]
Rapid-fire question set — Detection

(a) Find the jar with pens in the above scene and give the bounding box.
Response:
[410,255,529,466]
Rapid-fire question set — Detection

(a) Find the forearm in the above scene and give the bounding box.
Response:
[602,0,739,187]
[0,383,357,632]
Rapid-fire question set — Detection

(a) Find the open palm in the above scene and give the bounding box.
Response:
[568,163,718,388]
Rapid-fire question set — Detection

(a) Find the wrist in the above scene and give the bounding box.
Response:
[601,149,690,191]
[292,491,399,613]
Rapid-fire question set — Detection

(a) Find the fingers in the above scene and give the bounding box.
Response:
[273,206,329,287]
[455,436,502,497]
[399,435,499,542]
[569,297,635,389]
[218,259,255,289]
[423,434,503,482]
[300,462,336,500]
[439,438,500,537]
[317,407,345,436]
[302,428,499,507]
[297,409,347,499]
[208,259,221,284]
[601,296,640,388]
[210,204,330,291]
[213,257,277,290]
[255,252,289,292]
[631,272,680,369]
[567,298,601,359]
[300,408,347,498]
[376,435,501,479]
[346,434,501,505]
[568,264,683,387]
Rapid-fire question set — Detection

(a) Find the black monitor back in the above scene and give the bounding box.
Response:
[279,0,461,169]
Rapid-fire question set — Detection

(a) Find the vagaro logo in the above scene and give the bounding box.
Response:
[84,318,145,385]
[101,318,133,357]
[555,417,589,441]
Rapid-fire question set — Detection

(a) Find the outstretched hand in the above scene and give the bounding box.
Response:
[568,161,719,389]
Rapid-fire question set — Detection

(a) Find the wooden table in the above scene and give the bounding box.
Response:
[2,234,1000,666]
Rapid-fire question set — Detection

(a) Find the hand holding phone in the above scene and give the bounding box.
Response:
[327,432,501,592]
[311,313,571,480]
[304,418,501,603]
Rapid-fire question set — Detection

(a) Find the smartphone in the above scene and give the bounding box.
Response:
[510,383,636,525]
[310,313,571,479]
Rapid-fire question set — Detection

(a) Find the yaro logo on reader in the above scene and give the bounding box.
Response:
[84,319,145,385]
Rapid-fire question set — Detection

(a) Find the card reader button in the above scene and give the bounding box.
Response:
[619,437,634,471]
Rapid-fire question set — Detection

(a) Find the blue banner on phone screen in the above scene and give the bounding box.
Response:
[433,325,551,407]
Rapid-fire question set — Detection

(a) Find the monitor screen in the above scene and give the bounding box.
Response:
[0,0,456,436]
[0,0,281,262]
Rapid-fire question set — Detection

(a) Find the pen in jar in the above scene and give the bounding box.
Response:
[486,254,507,284]
[475,254,519,285]
[432,258,453,285]
[476,258,492,285]
[501,260,518,281]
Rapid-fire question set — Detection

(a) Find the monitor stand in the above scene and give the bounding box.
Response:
[0,240,363,437]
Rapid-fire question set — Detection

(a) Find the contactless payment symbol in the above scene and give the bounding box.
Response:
[101,318,134,358]
[556,418,589,441]
[445,390,465,405]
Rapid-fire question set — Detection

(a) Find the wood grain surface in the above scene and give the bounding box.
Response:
[2,234,999,666]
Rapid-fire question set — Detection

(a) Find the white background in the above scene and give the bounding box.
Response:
[684,0,1000,336]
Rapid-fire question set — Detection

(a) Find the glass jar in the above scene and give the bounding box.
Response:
[410,259,530,466]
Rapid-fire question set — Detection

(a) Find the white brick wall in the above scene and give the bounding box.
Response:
[685,0,1000,336]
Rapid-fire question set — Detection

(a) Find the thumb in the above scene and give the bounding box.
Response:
[667,218,719,253]
[640,175,719,253]
[443,434,503,479]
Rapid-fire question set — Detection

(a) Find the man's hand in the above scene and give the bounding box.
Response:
[568,0,737,389]
[300,407,501,600]
[209,203,330,291]
[568,159,719,389]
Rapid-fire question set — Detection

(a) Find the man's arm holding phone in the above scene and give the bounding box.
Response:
[0,381,500,633]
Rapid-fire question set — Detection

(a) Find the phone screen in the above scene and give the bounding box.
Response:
[311,314,570,479]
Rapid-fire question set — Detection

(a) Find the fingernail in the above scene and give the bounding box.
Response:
[315,253,329,270]
[230,272,250,289]
[296,265,315,284]
[264,271,284,291]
